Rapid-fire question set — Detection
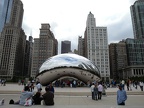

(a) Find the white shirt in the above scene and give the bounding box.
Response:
[36,83,42,90]
[139,82,143,86]
[91,85,95,92]
[98,84,103,92]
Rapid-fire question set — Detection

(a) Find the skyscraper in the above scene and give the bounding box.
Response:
[78,36,84,56]
[61,40,71,54]
[84,12,110,81]
[109,41,128,79]
[0,0,26,80]
[130,0,144,39]
[0,0,23,32]
[31,23,58,78]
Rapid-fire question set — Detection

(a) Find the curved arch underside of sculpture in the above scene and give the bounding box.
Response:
[36,67,101,86]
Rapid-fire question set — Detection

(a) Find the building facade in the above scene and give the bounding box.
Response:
[109,41,128,79]
[31,24,58,78]
[23,36,33,78]
[78,36,84,56]
[61,40,71,54]
[0,0,23,33]
[0,0,26,80]
[84,12,110,81]
[130,0,144,39]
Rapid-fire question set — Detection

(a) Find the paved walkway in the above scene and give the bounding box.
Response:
[0,83,144,95]
[0,83,144,108]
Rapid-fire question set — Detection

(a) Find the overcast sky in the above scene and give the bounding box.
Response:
[21,0,136,53]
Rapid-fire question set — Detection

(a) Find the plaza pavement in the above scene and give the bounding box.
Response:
[0,83,144,108]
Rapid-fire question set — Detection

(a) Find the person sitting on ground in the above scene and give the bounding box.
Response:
[19,86,34,105]
[42,86,54,105]
[32,92,43,105]
[117,85,127,105]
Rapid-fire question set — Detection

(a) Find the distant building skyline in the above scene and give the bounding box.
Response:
[61,40,71,54]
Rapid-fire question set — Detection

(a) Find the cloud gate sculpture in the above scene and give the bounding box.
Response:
[36,53,101,85]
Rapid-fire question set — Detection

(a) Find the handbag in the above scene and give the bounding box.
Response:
[24,98,32,106]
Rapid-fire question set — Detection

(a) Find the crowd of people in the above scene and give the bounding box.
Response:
[0,78,144,106]
[8,81,55,106]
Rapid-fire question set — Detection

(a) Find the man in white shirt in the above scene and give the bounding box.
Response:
[139,81,143,91]
[98,82,103,100]
[36,82,42,92]
[90,83,95,100]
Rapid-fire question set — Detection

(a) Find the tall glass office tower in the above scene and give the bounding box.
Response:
[130,0,144,39]
[0,0,13,32]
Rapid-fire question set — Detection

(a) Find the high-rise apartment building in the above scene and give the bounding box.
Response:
[130,0,144,39]
[84,12,110,81]
[109,41,128,79]
[61,40,71,54]
[31,24,58,78]
[0,0,26,80]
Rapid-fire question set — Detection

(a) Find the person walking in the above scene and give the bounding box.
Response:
[117,85,127,105]
[98,82,103,100]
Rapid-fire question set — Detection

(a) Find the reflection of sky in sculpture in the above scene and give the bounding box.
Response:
[39,53,100,75]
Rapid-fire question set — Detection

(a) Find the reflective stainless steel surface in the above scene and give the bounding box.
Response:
[36,53,101,85]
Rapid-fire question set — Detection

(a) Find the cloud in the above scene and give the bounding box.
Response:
[21,0,136,54]
[108,13,133,43]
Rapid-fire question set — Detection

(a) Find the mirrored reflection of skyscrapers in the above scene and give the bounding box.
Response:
[61,40,71,54]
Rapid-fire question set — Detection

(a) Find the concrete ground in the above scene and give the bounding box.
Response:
[0,83,144,108]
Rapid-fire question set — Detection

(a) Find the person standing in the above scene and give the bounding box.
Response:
[139,81,143,91]
[117,85,127,105]
[98,82,103,100]
[47,83,55,93]
[90,83,95,100]
[121,80,125,90]
[42,87,54,105]
[93,84,98,100]
[126,79,129,91]
[36,82,42,92]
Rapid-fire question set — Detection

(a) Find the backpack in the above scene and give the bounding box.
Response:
[9,99,14,104]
